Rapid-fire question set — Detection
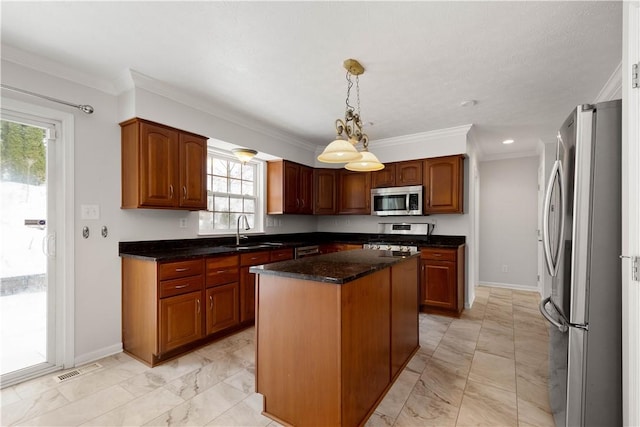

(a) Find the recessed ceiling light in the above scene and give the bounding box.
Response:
[460,100,477,107]
[502,139,515,145]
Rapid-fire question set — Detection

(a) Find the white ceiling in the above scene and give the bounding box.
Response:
[1,1,622,159]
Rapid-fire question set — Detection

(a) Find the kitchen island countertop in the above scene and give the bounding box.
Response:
[250,249,419,284]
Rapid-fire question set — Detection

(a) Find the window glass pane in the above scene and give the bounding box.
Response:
[214,196,229,212]
[202,150,261,233]
[213,159,227,176]
[242,164,254,181]
[229,161,241,179]
[241,181,253,196]
[229,197,243,213]
[229,179,242,194]
[212,176,227,193]
[199,211,213,232]
[207,156,213,174]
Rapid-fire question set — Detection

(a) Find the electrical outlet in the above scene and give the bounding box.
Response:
[81,204,100,220]
[502,265,508,273]
[179,218,188,228]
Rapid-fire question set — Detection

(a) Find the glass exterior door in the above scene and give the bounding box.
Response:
[0,113,57,383]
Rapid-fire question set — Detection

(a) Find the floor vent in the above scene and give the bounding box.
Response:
[53,363,102,383]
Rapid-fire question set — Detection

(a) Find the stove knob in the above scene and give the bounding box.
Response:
[400,246,408,252]
[386,245,392,251]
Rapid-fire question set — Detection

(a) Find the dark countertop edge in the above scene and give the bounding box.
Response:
[119,232,465,261]
[249,251,420,284]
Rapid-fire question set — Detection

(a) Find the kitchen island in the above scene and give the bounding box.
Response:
[250,249,419,427]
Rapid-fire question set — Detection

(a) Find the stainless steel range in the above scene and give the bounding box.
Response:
[363,222,436,254]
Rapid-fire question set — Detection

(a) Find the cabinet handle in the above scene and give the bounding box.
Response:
[433,253,443,257]
[197,298,200,313]
[296,198,300,208]
[214,270,226,274]
[300,199,305,208]
[169,185,174,199]
[174,284,189,289]
[183,186,187,200]
[175,267,189,272]
[210,295,213,310]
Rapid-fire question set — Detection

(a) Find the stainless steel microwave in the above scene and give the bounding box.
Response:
[371,185,423,216]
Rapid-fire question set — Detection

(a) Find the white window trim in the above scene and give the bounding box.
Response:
[198,147,265,236]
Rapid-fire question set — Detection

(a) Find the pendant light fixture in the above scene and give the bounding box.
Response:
[318,59,384,171]
[232,148,258,163]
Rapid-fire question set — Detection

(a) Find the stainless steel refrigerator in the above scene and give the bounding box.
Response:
[539,99,622,427]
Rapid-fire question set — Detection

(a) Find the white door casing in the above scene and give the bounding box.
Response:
[622,2,640,426]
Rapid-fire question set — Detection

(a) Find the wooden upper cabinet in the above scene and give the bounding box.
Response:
[396,160,423,186]
[337,170,371,214]
[313,168,337,215]
[267,160,314,214]
[138,121,178,208]
[179,133,207,209]
[371,163,396,188]
[121,118,207,210]
[423,155,464,214]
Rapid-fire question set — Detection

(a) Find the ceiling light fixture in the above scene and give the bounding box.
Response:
[502,139,515,145]
[318,59,384,172]
[232,148,258,163]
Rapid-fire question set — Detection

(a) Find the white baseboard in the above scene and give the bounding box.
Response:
[478,281,538,292]
[74,343,123,367]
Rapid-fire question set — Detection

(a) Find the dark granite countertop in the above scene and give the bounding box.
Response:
[250,249,419,284]
[119,232,465,261]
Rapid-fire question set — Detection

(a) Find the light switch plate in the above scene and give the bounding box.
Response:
[81,204,100,220]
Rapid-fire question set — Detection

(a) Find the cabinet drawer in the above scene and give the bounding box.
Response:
[159,259,203,281]
[240,251,271,266]
[206,255,239,287]
[159,275,204,298]
[270,248,294,262]
[420,249,456,262]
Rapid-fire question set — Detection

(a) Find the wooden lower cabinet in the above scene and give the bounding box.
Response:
[256,257,419,426]
[122,254,245,367]
[206,283,239,335]
[420,245,465,316]
[159,291,203,353]
[240,251,271,323]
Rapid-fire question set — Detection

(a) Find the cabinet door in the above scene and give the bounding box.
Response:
[397,161,423,186]
[424,155,463,214]
[179,133,207,209]
[420,260,456,309]
[139,122,179,207]
[206,283,239,335]
[159,291,202,353]
[283,161,300,213]
[371,164,396,188]
[239,266,256,323]
[298,165,314,214]
[338,170,371,214]
[313,169,337,214]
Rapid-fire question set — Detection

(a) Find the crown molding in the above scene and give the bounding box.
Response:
[594,61,622,102]
[1,44,119,95]
[370,124,473,148]
[128,70,317,152]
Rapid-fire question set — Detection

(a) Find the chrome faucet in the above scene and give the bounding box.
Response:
[236,214,250,245]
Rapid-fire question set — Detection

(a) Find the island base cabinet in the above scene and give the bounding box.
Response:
[256,259,418,427]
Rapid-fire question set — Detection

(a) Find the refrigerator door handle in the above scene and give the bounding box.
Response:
[542,158,565,277]
[539,297,568,332]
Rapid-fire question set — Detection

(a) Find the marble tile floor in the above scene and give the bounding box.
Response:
[0,286,554,426]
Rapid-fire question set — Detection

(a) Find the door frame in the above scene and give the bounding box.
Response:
[1,97,75,385]
[622,2,640,425]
